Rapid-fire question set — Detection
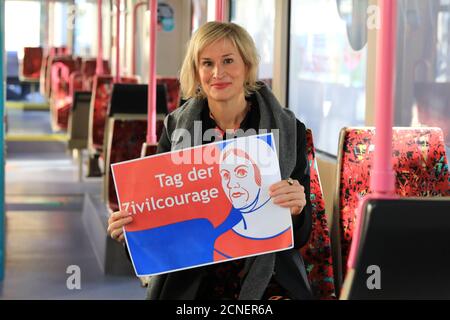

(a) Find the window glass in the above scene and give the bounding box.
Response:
[289,0,367,155]
[207,0,217,22]
[5,1,41,52]
[230,0,275,81]
[52,1,69,47]
[73,0,96,57]
[398,0,450,154]
[191,0,208,33]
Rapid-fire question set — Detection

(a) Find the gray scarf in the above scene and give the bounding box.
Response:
[161,82,297,299]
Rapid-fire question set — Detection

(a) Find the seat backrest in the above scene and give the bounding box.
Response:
[68,91,92,150]
[300,129,336,299]
[21,47,43,80]
[341,198,450,299]
[82,59,111,90]
[51,61,72,97]
[88,75,114,152]
[48,56,79,99]
[156,77,180,112]
[107,83,167,116]
[6,51,19,79]
[104,116,165,210]
[335,127,450,284]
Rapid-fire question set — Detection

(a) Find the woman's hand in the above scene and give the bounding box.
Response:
[269,179,306,216]
[107,210,133,243]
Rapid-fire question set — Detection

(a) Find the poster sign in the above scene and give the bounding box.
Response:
[111,133,293,276]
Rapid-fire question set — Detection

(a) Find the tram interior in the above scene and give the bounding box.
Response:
[0,0,449,300]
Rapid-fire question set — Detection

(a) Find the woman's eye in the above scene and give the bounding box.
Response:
[220,170,230,180]
[202,61,212,67]
[224,58,233,64]
[236,168,247,178]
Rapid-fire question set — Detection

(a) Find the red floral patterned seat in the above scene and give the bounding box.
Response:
[54,59,111,132]
[106,117,165,211]
[21,47,43,80]
[157,77,180,112]
[336,127,449,283]
[39,47,71,98]
[49,59,80,130]
[300,129,336,299]
[90,76,140,154]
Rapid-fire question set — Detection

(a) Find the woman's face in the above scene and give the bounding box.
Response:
[220,153,260,210]
[197,38,247,103]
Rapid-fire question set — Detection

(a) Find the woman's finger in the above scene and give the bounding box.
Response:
[107,216,133,236]
[111,211,132,222]
[110,228,123,240]
[269,185,303,198]
[269,179,301,193]
[108,211,128,226]
[276,199,307,210]
[272,192,302,204]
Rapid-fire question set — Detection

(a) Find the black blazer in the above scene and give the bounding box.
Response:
[144,98,313,300]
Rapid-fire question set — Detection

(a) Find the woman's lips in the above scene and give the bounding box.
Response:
[231,192,245,198]
[211,83,231,89]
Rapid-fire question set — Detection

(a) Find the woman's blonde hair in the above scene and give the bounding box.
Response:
[179,22,260,99]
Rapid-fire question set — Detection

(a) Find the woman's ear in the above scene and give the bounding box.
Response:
[196,84,202,95]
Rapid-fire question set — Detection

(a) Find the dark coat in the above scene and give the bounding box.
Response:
[146,83,313,300]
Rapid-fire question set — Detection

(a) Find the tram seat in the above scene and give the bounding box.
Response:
[39,47,71,98]
[300,129,336,299]
[88,76,139,157]
[49,58,81,131]
[19,47,43,81]
[340,198,450,299]
[45,55,81,100]
[104,116,148,212]
[104,116,164,210]
[54,59,111,132]
[107,83,168,116]
[157,77,180,112]
[88,75,114,155]
[81,59,110,90]
[6,51,22,100]
[102,83,167,210]
[334,127,450,291]
[67,91,92,151]
[6,51,19,79]
[50,59,82,131]
[39,55,50,97]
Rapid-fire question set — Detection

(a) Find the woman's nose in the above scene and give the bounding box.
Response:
[212,64,224,78]
[227,175,240,188]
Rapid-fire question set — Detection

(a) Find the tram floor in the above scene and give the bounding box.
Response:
[0,209,146,300]
[1,108,147,299]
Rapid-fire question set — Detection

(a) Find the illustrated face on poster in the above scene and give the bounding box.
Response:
[220,150,260,209]
[111,133,293,276]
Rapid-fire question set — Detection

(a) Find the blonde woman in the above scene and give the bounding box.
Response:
[108,22,312,300]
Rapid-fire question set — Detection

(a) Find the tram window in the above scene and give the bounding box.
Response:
[230,0,275,81]
[206,0,217,22]
[192,0,225,33]
[73,1,97,57]
[395,0,450,155]
[191,0,208,33]
[50,1,70,48]
[289,0,367,155]
[5,0,41,52]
